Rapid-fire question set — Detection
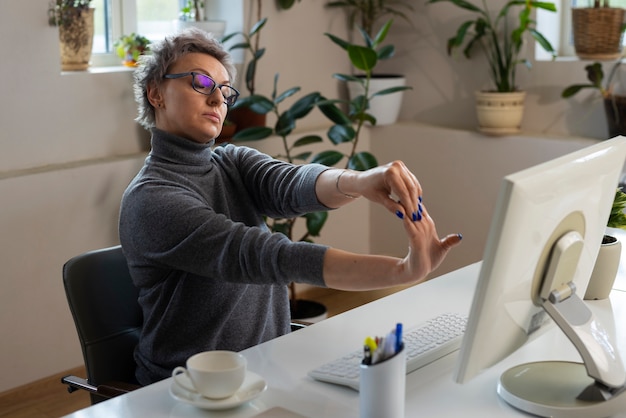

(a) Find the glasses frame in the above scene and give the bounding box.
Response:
[163,72,240,106]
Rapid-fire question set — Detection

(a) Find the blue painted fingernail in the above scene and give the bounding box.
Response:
[412,212,418,222]
[417,211,423,221]
[458,233,463,240]
[419,195,422,203]
[418,203,423,213]
[395,210,404,219]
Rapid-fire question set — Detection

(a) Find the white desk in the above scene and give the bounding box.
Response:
[63,263,626,418]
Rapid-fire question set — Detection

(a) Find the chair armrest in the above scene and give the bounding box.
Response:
[61,375,140,398]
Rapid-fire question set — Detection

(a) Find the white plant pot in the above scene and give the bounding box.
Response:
[584,235,621,300]
[173,20,227,38]
[474,91,526,136]
[347,75,406,126]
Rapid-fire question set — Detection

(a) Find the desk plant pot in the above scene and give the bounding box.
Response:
[585,234,622,300]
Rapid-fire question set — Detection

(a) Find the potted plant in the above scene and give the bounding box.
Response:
[221,16,268,132]
[585,187,626,300]
[323,19,410,164]
[48,0,94,71]
[114,33,150,67]
[325,0,415,125]
[571,1,626,61]
[561,58,626,137]
[175,0,226,39]
[427,0,557,135]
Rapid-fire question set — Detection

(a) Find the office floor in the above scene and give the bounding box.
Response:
[0,286,408,417]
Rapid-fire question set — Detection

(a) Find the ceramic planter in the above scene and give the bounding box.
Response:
[474,91,526,136]
[58,8,95,71]
[584,234,621,300]
[347,75,406,126]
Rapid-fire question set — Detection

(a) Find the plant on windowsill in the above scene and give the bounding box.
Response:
[48,0,94,71]
[114,33,150,67]
[561,56,626,138]
[325,0,415,125]
[175,0,227,39]
[426,0,557,135]
[571,1,626,61]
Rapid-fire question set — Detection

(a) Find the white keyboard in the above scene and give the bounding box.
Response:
[308,312,468,391]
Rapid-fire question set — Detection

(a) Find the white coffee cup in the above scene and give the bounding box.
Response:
[172,350,247,399]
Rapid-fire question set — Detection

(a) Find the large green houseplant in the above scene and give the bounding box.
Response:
[561,57,626,138]
[229,17,405,320]
[48,0,95,71]
[427,0,557,134]
[324,0,415,125]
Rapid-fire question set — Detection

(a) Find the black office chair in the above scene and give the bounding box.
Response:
[61,245,142,404]
[61,245,310,404]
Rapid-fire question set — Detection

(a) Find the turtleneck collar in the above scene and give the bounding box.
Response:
[149,128,216,166]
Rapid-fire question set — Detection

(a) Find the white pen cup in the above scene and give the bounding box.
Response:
[359,345,405,418]
[171,350,246,399]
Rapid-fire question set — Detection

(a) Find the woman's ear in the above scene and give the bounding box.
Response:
[147,83,163,108]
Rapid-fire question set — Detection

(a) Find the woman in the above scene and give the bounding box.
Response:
[119,28,462,385]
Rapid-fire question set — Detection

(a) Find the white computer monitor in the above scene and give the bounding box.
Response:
[454,136,626,417]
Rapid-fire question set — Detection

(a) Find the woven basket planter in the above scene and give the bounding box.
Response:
[572,7,625,60]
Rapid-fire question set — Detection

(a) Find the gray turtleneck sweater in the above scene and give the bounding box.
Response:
[119,128,330,385]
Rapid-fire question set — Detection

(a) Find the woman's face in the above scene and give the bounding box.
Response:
[148,52,231,144]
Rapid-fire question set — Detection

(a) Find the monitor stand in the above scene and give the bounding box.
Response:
[497,231,626,418]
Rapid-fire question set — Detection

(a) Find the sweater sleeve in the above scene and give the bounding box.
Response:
[119,147,329,290]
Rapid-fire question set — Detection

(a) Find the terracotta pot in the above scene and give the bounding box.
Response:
[58,8,94,71]
[227,106,267,132]
[584,235,621,300]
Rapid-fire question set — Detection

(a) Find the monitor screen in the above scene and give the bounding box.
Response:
[454,136,626,417]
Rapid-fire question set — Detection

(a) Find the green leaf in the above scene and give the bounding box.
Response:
[249,18,267,37]
[275,111,296,137]
[305,211,328,237]
[317,100,352,125]
[325,32,350,51]
[232,126,273,141]
[348,45,378,72]
[327,124,355,145]
[348,152,378,171]
[292,135,323,147]
[236,95,274,114]
[288,92,321,119]
[274,86,300,105]
[310,150,345,166]
[292,151,313,161]
[370,86,412,98]
[377,45,395,61]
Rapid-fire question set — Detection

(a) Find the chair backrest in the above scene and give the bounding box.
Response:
[63,245,142,400]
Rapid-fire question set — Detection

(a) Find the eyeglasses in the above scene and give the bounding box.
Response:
[163,72,240,106]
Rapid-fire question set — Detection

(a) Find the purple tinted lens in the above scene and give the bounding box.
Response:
[194,74,216,91]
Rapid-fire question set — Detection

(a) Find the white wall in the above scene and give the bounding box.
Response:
[0,0,607,393]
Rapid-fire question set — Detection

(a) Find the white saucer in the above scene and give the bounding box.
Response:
[169,371,267,410]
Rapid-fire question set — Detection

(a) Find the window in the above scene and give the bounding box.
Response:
[90,0,243,68]
[91,0,184,67]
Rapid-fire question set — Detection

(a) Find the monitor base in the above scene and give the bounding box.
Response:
[498,361,626,418]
